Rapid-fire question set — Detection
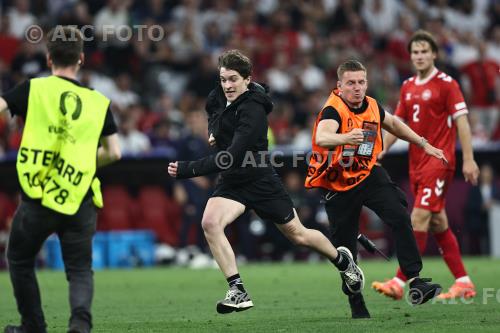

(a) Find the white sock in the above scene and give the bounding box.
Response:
[393,277,406,287]
[456,276,471,283]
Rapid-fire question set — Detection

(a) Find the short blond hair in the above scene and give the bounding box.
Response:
[337,60,366,81]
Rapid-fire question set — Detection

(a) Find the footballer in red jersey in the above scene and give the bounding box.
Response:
[372,30,480,301]
[396,68,467,212]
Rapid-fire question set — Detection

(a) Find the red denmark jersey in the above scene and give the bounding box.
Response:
[395,68,468,174]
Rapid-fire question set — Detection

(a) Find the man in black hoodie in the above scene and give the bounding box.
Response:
[168,49,364,314]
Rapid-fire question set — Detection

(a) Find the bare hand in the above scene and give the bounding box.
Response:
[463,159,479,185]
[423,143,448,165]
[208,133,216,146]
[168,161,178,178]
[344,128,364,145]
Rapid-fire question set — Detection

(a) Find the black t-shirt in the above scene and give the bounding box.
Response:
[320,98,386,133]
[2,76,117,136]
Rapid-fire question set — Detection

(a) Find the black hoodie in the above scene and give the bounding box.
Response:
[176,82,275,182]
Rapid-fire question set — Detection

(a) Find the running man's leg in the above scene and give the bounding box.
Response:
[363,171,422,279]
[201,196,251,313]
[379,169,455,284]
[392,207,432,282]
[275,209,339,259]
[373,208,430,299]
[321,190,369,318]
[201,197,245,278]
[366,167,441,304]
[275,211,365,295]
[323,193,362,262]
[247,173,364,294]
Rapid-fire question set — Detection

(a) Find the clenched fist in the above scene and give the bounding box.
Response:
[344,128,365,145]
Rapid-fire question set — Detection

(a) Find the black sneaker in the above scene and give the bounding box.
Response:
[408,277,441,305]
[216,285,254,314]
[337,247,364,295]
[4,325,26,333]
[67,319,90,333]
[67,325,90,333]
[348,292,371,319]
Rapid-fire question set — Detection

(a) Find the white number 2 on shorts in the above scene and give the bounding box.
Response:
[421,188,431,206]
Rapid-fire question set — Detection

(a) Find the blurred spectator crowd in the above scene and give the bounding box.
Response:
[0,0,499,159]
[0,0,499,265]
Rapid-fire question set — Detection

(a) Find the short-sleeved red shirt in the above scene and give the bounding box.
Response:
[395,68,468,175]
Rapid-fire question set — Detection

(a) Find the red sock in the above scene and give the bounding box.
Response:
[396,230,428,282]
[434,228,467,279]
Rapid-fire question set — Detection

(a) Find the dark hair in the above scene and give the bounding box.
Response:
[218,49,252,78]
[407,29,439,54]
[337,59,366,80]
[46,26,83,67]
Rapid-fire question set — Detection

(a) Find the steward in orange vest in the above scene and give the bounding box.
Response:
[305,89,383,191]
[305,59,448,318]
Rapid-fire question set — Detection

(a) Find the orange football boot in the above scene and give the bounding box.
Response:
[437,281,476,299]
[371,279,404,300]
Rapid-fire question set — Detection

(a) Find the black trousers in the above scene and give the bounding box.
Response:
[324,166,422,279]
[7,197,97,333]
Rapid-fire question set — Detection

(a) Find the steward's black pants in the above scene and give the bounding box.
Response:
[7,197,96,333]
[324,166,422,279]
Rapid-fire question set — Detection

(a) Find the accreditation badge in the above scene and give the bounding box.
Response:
[342,145,356,157]
[357,121,377,157]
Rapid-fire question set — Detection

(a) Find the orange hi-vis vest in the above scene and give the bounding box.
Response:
[305,90,383,192]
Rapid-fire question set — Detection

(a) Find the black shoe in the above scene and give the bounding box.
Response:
[68,328,89,333]
[348,293,371,319]
[408,277,441,305]
[4,325,26,333]
[67,321,90,333]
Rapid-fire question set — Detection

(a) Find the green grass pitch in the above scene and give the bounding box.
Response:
[1,257,499,332]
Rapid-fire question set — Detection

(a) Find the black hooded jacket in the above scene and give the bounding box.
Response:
[176,82,275,182]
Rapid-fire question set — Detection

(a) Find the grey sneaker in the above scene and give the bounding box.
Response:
[216,285,254,314]
[337,247,365,294]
